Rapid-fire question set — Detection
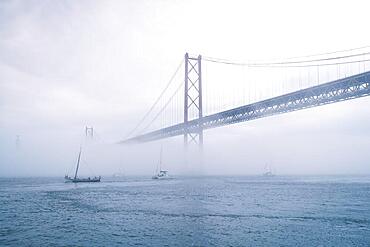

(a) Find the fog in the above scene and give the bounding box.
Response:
[1,0,370,177]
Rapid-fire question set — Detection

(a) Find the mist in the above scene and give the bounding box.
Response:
[1,0,370,177]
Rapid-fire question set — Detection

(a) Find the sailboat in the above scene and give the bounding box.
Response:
[262,163,275,177]
[152,147,170,180]
[65,147,101,183]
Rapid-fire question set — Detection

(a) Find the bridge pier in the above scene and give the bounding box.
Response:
[184,53,203,151]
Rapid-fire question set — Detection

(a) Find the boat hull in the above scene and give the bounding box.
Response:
[152,170,170,180]
[151,175,172,180]
[262,172,274,177]
[65,177,101,183]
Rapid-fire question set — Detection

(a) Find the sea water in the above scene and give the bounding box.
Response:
[0,176,369,246]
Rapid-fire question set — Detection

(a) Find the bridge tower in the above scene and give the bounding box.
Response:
[85,126,94,139]
[184,53,203,150]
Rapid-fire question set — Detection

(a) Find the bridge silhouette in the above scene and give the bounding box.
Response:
[122,47,370,147]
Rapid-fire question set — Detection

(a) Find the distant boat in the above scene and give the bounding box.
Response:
[262,163,275,177]
[152,147,170,180]
[112,173,125,178]
[112,167,125,178]
[65,147,101,183]
[152,170,169,179]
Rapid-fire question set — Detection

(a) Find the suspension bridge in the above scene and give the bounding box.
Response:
[121,47,370,147]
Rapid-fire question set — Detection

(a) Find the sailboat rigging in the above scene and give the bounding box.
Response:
[152,146,170,180]
[65,146,101,183]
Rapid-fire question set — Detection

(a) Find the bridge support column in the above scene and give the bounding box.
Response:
[184,53,203,150]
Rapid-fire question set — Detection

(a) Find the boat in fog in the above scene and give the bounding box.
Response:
[152,169,169,179]
[152,147,170,180]
[262,163,275,177]
[65,147,101,183]
[112,173,125,178]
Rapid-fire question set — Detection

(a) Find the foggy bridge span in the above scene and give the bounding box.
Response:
[122,49,370,146]
[123,71,370,143]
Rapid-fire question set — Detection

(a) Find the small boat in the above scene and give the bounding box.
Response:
[152,147,170,180]
[65,147,101,183]
[152,170,169,179]
[112,168,125,178]
[262,163,275,177]
[112,173,125,178]
[262,171,274,177]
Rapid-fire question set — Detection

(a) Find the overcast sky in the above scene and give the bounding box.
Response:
[1,0,370,177]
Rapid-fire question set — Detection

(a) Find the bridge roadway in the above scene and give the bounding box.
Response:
[122,70,370,143]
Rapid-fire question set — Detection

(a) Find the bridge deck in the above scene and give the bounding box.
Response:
[122,70,370,143]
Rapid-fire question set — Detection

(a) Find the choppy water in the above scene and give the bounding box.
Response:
[0,176,370,246]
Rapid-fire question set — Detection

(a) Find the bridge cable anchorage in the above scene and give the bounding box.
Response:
[124,58,184,139]
[202,51,370,68]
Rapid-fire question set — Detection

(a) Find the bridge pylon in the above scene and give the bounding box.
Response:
[184,53,203,151]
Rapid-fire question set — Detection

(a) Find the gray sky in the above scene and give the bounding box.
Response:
[1,0,370,177]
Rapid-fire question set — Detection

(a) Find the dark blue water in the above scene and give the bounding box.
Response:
[1,176,370,246]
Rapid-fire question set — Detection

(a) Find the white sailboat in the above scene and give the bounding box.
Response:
[152,147,170,180]
[262,163,275,177]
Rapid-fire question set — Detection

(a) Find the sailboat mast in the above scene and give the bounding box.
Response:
[74,147,82,179]
[159,146,162,171]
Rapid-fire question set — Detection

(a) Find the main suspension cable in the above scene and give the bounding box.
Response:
[203,50,370,67]
[124,58,184,138]
[203,56,370,68]
[277,45,370,60]
[139,82,184,135]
